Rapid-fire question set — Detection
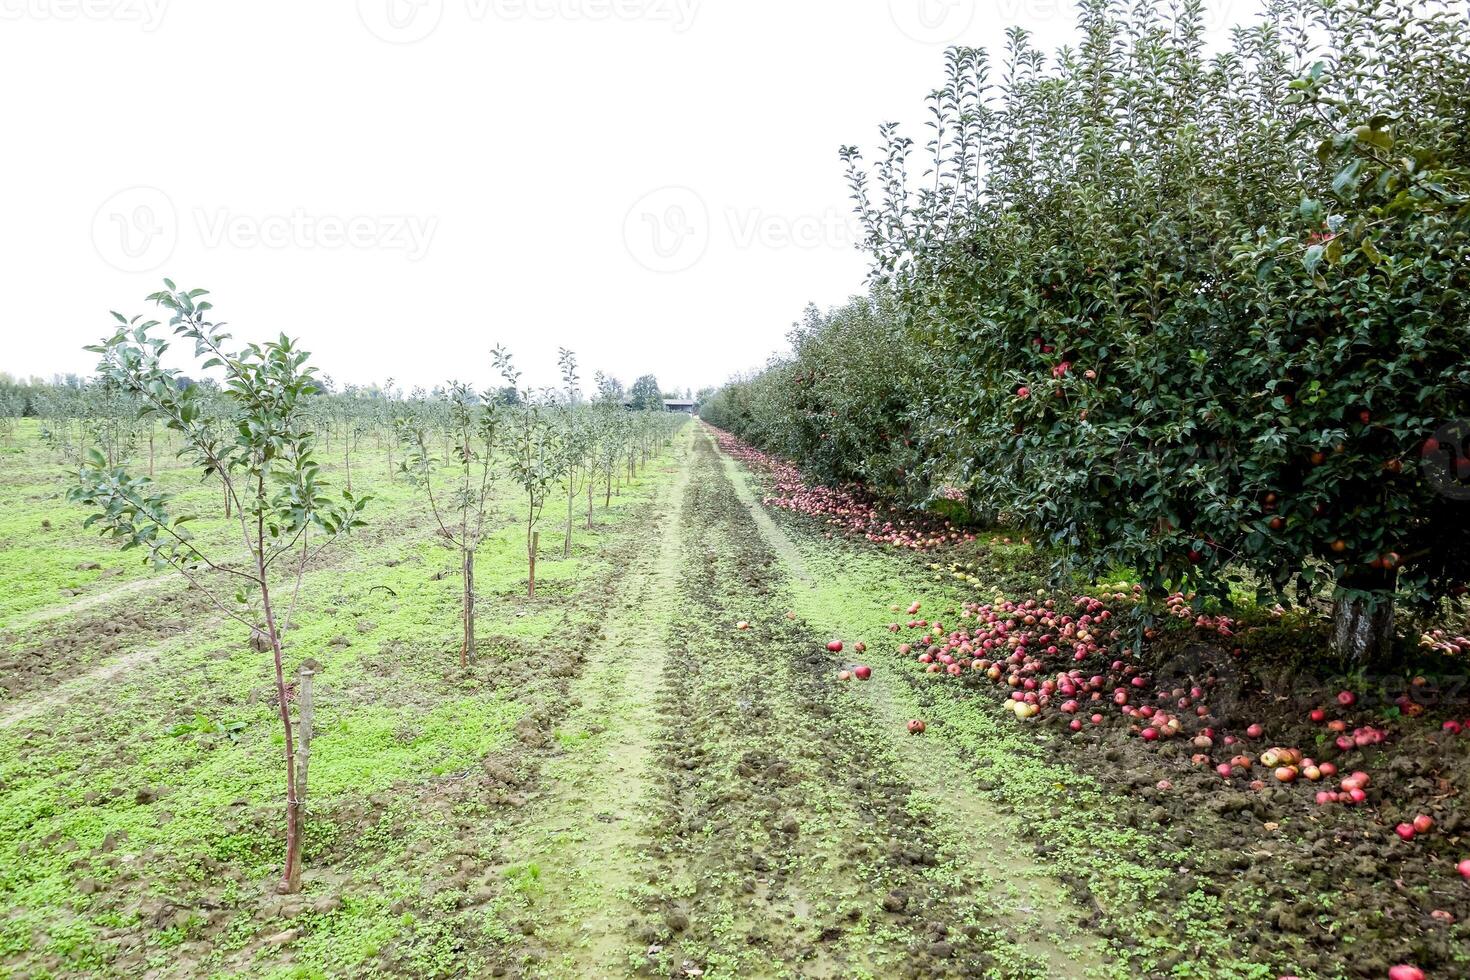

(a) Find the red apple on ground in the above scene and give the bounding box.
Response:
[827,640,843,653]
[853,664,871,681]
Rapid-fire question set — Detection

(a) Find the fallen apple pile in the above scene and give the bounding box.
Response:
[711,428,972,550]
[881,586,1469,978]
[885,589,1470,822]
[1420,629,1470,657]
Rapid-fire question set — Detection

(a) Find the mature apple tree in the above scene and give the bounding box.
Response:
[833,0,1470,663]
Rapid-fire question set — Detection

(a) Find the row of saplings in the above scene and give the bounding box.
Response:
[817,593,1469,980]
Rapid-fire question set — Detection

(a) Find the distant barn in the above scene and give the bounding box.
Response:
[622,398,698,414]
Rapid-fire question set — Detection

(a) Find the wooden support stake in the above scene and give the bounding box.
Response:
[294,667,315,859]
[528,531,539,599]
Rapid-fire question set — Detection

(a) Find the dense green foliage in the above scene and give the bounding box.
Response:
[710,0,1470,658]
[701,291,941,505]
[628,374,663,410]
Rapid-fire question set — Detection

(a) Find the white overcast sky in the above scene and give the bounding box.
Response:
[1,0,1257,396]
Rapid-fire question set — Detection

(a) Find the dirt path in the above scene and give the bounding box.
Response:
[0,575,170,633]
[654,428,1113,978]
[0,640,175,731]
[477,427,1122,977]
[713,433,1114,977]
[490,446,693,976]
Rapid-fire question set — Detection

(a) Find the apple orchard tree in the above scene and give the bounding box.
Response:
[836,0,1470,663]
[71,283,368,894]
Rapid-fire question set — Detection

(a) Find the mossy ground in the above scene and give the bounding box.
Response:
[3,421,1466,979]
[0,422,675,978]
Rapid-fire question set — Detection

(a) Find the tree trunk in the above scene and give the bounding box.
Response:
[564,478,574,559]
[461,548,475,667]
[605,468,612,508]
[528,530,539,599]
[257,561,302,894]
[1332,568,1397,665]
[586,478,594,530]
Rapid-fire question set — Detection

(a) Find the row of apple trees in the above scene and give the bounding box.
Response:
[67,282,684,894]
[706,0,1470,663]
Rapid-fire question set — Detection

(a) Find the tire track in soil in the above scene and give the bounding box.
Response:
[2,575,170,633]
[488,446,693,978]
[0,497,436,724]
[711,433,1115,978]
[0,641,175,731]
[645,430,1088,979]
